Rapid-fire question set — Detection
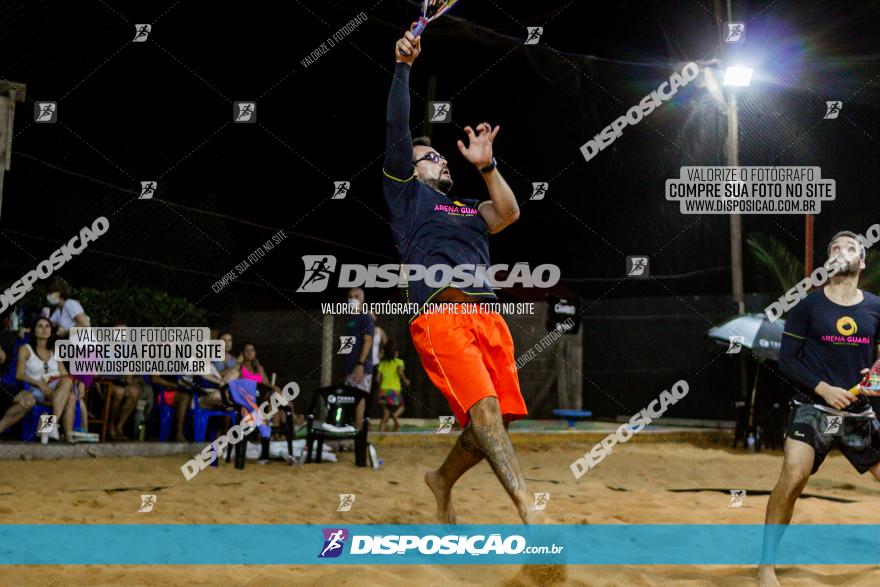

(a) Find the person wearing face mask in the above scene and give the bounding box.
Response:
[342,288,374,431]
[46,278,90,338]
[46,279,94,433]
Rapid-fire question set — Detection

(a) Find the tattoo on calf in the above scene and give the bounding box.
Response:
[471,421,526,495]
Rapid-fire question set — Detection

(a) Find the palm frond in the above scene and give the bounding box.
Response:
[746,232,803,294]
[858,250,880,294]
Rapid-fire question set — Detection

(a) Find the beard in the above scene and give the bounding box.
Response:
[835,257,861,276]
[422,174,453,194]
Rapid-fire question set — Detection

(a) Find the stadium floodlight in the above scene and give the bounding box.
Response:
[723,66,754,87]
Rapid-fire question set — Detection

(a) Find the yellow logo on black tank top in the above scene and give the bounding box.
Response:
[836,316,858,336]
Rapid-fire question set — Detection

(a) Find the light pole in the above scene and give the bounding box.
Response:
[721,66,753,315]
[726,90,745,315]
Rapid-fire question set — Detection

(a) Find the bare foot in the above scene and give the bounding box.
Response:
[424,470,456,524]
[757,565,781,587]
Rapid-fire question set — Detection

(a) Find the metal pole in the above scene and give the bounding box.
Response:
[0,94,9,220]
[726,92,745,315]
[804,214,815,278]
[320,313,334,387]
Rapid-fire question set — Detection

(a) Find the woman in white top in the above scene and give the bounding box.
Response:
[16,317,76,441]
[47,278,92,432]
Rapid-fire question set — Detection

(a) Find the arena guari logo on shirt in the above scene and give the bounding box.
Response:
[434,200,479,216]
[821,315,871,345]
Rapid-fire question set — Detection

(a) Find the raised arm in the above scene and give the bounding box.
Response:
[384,28,421,180]
[458,123,520,234]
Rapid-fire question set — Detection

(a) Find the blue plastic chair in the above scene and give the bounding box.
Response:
[191,377,237,443]
[151,380,175,442]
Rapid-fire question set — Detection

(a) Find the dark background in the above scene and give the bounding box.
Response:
[1,0,878,419]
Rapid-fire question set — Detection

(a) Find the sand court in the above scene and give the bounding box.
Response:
[3,435,880,585]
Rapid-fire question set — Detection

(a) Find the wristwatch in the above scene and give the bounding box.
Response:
[479,157,497,174]
[356,360,365,366]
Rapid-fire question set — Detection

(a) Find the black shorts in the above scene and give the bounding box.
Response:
[786,402,880,474]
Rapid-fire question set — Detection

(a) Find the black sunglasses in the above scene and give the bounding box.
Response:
[413,151,446,165]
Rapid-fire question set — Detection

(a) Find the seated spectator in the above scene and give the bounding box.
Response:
[46,278,90,338]
[15,317,77,441]
[376,340,411,432]
[108,375,152,440]
[239,343,286,435]
[239,343,276,387]
[152,374,225,443]
[0,345,38,436]
[212,332,241,384]
[105,323,152,440]
[46,278,92,431]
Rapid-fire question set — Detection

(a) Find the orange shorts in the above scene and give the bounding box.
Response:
[409,308,527,427]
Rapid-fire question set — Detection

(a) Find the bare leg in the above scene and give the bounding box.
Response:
[354,398,366,432]
[77,381,89,431]
[467,397,532,523]
[174,392,191,442]
[118,387,140,429]
[379,405,390,432]
[108,386,125,438]
[424,401,524,524]
[113,386,139,439]
[425,424,484,524]
[49,379,75,439]
[392,405,404,432]
[63,391,77,439]
[758,437,813,587]
[0,392,36,433]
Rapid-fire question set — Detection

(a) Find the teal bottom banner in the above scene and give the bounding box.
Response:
[1,524,878,564]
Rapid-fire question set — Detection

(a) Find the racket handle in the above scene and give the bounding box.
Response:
[412,18,427,37]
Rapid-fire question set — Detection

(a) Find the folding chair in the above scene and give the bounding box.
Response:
[224,379,295,469]
[304,384,371,465]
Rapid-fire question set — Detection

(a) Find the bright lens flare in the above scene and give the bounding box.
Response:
[723,66,754,87]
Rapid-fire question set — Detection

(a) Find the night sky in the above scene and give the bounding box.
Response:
[1,0,878,314]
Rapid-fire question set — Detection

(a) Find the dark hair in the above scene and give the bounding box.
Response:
[828,231,866,260]
[47,277,74,299]
[382,339,398,362]
[29,316,57,353]
[412,136,432,148]
[241,342,261,371]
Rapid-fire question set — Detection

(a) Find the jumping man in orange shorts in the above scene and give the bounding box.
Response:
[382,27,534,523]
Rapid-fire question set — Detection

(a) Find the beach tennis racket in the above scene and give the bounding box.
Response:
[848,360,880,396]
[412,0,460,37]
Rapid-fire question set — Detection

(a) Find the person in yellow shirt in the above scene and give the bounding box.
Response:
[376,340,411,432]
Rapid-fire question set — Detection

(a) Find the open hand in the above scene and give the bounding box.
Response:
[457,122,499,168]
